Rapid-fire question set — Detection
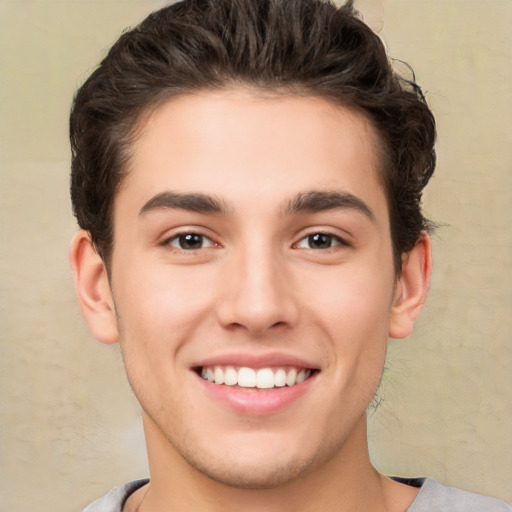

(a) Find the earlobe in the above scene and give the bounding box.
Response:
[69,230,119,344]
[389,232,432,340]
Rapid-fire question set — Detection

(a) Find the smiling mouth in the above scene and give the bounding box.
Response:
[197,365,316,390]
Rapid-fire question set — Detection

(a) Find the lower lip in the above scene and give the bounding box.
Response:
[195,372,317,416]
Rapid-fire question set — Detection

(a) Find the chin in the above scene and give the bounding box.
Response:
[168,426,339,490]
[187,453,314,489]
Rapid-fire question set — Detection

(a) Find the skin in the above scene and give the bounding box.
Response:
[70,89,431,512]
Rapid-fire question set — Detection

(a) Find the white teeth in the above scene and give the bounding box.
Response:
[256,368,274,389]
[296,369,306,383]
[200,365,313,389]
[238,367,256,387]
[286,368,297,387]
[214,366,224,385]
[224,366,237,386]
[274,368,287,387]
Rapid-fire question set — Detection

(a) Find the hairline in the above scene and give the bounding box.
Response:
[100,84,398,273]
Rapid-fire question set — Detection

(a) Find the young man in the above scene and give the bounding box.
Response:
[69,0,511,511]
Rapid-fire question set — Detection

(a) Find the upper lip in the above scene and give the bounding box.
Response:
[191,352,320,370]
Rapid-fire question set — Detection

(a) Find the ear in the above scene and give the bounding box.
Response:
[389,232,432,340]
[69,230,119,344]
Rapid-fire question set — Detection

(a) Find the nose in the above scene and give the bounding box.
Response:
[216,245,300,336]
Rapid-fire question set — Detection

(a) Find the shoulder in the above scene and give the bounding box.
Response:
[402,477,512,512]
[82,479,149,512]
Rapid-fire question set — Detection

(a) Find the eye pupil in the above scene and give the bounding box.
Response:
[179,233,203,249]
[309,233,332,249]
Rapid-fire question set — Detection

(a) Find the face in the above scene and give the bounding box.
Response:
[108,90,400,487]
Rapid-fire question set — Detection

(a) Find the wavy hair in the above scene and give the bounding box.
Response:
[70,0,436,271]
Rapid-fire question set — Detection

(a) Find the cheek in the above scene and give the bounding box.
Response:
[115,261,219,333]
[302,264,394,384]
[304,264,395,335]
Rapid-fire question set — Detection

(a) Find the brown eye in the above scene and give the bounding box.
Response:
[169,233,213,250]
[308,233,333,249]
[296,233,343,250]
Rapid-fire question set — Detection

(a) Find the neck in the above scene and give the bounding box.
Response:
[128,413,416,512]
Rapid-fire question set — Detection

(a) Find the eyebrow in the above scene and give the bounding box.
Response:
[139,191,231,216]
[139,189,375,222]
[283,190,375,222]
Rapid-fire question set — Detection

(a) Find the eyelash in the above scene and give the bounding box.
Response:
[295,231,351,251]
[163,232,217,252]
[162,230,350,253]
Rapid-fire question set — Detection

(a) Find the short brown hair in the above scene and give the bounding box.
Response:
[70,0,436,271]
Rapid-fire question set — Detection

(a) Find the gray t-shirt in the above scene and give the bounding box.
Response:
[82,477,512,511]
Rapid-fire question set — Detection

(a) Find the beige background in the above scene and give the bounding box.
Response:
[0,1,511,510]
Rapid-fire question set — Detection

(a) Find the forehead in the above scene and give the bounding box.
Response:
[118,89,388,224]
